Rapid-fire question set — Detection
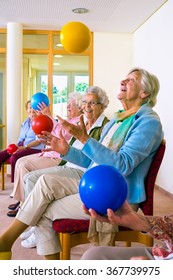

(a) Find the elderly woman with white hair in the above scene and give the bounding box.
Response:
[8,92,84,216]
[0,68,163,260]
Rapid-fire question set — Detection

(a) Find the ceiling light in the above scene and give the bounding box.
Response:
[54,55,63,58]
[56,43,63,47]
[72,8,89,14]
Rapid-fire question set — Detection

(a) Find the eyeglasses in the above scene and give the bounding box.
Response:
[82,100,101,106]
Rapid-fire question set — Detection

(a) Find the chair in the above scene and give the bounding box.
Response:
[53,219,89,260]
[52,139,166,260]
[1,158,11,191]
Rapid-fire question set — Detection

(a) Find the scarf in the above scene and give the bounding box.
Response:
[107,106,140,152]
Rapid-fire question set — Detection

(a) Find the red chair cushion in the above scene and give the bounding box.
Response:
[52,219,132,234]
[52,219,89,233]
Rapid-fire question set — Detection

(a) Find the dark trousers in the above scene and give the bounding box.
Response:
[0,148,41,182]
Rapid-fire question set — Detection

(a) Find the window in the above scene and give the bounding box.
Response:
[41,73,89,118]
[23,31,93,119]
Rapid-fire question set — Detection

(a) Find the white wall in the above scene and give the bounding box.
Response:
[133,0,173,194]
[93,32,133,119]
[93,0,173,194]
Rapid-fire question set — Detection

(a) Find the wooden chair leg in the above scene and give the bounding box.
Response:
[125,241,132,247]
[1,162,5,191]
[59,231,89,260]
[59,233,71,260]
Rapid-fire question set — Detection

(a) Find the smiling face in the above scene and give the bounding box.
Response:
[82,93,104,123]
[26,101,37,120]
[117,71,149,109]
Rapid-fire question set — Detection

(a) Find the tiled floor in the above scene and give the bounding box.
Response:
[0,174,173,260]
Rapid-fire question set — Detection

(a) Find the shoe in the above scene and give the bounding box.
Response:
[0,251,12,260]
[9,193,14,198]
[21,233,36,248]
[20,227,35,240]
[8,201,20,210]
[7,206,20,217]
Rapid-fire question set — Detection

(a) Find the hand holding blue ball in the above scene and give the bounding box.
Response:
[31,92,49,111]
[79,165,128,215]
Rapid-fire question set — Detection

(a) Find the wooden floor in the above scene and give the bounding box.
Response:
[0,174,173,260]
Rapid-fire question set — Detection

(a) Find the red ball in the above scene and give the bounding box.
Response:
[32,115,53,134]
[7,143,18,154]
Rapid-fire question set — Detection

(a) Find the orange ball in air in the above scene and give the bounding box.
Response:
[60,21,91,54]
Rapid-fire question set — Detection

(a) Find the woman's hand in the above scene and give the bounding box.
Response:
[57,114,89,144]
[38,131,53,146]
[38,129,69,155]
[36,102,52,117]
[83,201,151,232]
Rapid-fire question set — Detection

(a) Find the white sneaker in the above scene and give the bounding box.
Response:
[20,227,35,240]
[9,192,14,198]
[21,232,36,248]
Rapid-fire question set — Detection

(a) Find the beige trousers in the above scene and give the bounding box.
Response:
[12,154,61,202]
[16,165,88,256]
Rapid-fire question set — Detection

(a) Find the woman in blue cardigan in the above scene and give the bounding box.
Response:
[0,68,164,260]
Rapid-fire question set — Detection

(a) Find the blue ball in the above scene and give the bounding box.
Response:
[79,165,128,215]
[31,92,49,110]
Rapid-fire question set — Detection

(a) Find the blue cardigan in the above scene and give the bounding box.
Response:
[63,104,164,203]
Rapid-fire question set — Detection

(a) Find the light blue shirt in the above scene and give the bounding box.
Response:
[63,104,164,203]
[18,117,44,150]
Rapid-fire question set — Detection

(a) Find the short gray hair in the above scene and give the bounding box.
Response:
[128,67,160,107]
[83,86,109,109]
[68,92,83,108]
